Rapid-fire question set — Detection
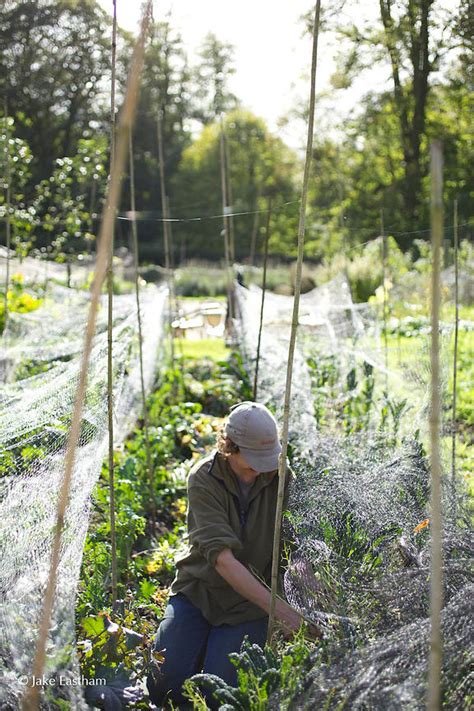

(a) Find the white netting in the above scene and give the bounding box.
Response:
[0,246,92,287]
[0,258,168,709]
[234,276,473,709]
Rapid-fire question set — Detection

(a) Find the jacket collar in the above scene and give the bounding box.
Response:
[209,450,278,503]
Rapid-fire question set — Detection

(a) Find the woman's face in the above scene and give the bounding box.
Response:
[228,451,260,477]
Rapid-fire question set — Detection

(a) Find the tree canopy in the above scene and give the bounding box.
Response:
[0,0,471,265]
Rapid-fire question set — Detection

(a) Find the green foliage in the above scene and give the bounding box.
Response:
[378,393,410,448]
[307,353,339,428]
[194,32,239,123]
[0,115,35,256]
[174,264,228,296]
[184,632,314,710]
[341,361,375,434]
[307,352,379,435]
[306,75,472,253]
[0,273,43,334]
[0,0,123,187]
[172,109,299,261]
[175,337,229,362]
[311,236,410,302]
[77,610,149,680]
[32,137,107,261]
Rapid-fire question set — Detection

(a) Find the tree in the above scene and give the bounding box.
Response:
[193,33,239,123]
[0,0,127,189]
[312,0,462,227]
[123,19,194,261]
[0,115,35,257]
[130,19,192,207]
[32,136,108,263]
[377,0,434,224]
[172,110,299,262]
[305,72,472,258]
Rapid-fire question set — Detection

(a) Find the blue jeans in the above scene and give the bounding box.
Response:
[146,592,268,709]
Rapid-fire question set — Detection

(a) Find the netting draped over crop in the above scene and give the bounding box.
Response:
[0,255,167,708]
[234,277,473,709]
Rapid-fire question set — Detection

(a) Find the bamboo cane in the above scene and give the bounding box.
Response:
[107,0,118,606]
[253,197,272,401]
[165,195,185,378]
[427,139,444,711]
[219,118,234,325]
[3,99,11,336]
[21,4,152,707]
[338,178,350,287]
[249,185,262,266]
[156,111,175,370]
[381,208,389,391]
[267,0,321,646]
[129,128,156,524]
[224,129,235,263]
[451,198,459,502]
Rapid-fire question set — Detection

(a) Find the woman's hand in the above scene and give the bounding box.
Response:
[274,598,320,640]
[215,548,321,640]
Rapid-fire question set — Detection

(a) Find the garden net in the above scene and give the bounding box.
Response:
[0,245,90,287]
[0,260,167,709]
[234,278,473,710]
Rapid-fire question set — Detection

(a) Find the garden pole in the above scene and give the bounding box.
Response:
[129,128,156,525]
[21,5,152,708]
[156,110,175,372]
[219,117,234,325]
[381,208,389,391]
[427,140,444,711]
[165,194,179,323]
[267,0,321,646]
[3,99,11,336]
[451,198,459,502]
[166,195,185,383]
[224,129,235,263]
[253,196,272,401]
[89,177,97,251]
[338,178,350,287]
[107,0,118,606]
[249,184,262,266]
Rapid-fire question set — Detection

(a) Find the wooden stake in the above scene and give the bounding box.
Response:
[381,208,389,391]
[224,129,235,263]
[219,118,234,325]
[129,128,156,524]
[451,199,459,496]
[267,0,321,646]
[156,111,175,370]
[3,100,11,335]
[21,4,152,708]
[249,185,262,266]
[338,178,350,287]
[253,197,272,401]
[88,177,97,248]
[427,139,444,711]
[107,0,118,606]
[165,195,185,376]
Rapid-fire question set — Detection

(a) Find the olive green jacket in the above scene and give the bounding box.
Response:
[169,450,294,625]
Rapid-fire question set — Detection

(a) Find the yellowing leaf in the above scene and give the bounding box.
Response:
[413,519,430,534]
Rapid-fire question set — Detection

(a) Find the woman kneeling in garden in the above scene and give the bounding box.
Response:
[146,401,313,708]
